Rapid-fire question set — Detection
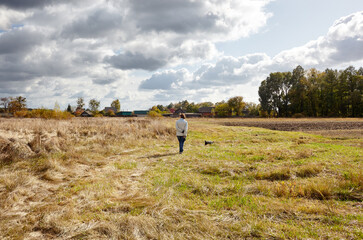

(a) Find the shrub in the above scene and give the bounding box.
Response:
[147,110,162,118]
[292,113,305,118]
[14,110,29,118]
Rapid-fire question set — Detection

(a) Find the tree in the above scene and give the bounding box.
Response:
[9,96,27,113]
[111,99,121,112]
[198,102,214,108]
[67,104,72,112]
[289,65,306,114]
[245,102,260,116]
[156,104,165,112]
[0,97,10,113]
[215,103,230,117]
[227,96,245,116]
[89,99,100,113]
[166,103,174,109]
[258,80,272,115]
[77,97,85,109]
[106,109,115,116]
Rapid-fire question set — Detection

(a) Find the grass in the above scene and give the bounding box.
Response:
[0,117,362,239]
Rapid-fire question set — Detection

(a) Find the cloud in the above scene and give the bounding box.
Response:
[106,52,167,71]
[0,27,44,54]
[0,0,50,9]
[61,6,123,39]
[139,69,190,90]
[0,8,29,30]
[126,0,272,40]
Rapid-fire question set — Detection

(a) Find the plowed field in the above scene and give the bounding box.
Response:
[222,118,363,138]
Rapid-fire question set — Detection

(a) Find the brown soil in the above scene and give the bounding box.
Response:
[221,119,363,138]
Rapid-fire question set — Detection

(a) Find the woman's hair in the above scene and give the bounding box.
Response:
[180,113,186,119]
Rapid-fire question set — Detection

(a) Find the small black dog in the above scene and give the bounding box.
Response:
[205,141,214,145]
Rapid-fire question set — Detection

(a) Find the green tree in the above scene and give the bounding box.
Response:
[305,68,322,117]
[289,65,306,115]
[245,102,260,116]
[89,99,100,113]
[77,97,85,109]
[227,96,245,116]
[215,103,230,117]
[166,103,174,109]
[258,80,272,115]
[111,99,121,112]
[321,69,339,116]
[67,104,72,112]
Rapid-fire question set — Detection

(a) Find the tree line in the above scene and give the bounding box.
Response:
[258,66,363,117]
[149,97,260,117]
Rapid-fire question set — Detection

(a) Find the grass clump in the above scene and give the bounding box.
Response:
[255,168,291,181]
[296,164,322,178]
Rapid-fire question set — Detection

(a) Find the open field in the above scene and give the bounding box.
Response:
[0,118,362,239]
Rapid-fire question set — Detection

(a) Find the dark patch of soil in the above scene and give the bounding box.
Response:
[222,120,363,132]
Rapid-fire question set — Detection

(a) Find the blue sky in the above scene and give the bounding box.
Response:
[218,0,363,56]
[0,0,362,110]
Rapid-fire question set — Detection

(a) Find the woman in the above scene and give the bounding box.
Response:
[176,113,188,154]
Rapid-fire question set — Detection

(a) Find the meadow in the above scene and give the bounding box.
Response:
[0,117,362,239]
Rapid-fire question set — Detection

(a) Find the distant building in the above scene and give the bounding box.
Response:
[80,110,93,117]
[198,107,215,117]
[116,111,133,117]
[104,107,117,114]
[134,110,149,117]
[173,108,186,117]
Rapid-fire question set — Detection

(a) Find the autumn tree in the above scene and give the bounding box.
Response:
[9,96,27,113]
[89,99,100,113]
[111,99,121,112]
[77,97,85,110]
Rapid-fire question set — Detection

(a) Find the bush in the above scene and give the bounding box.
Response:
[147,110,162,118]
[20,109,74,119]
[292,113,305,118]
[14,110,29,118]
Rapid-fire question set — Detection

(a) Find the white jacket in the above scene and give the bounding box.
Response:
[176,118,188,136]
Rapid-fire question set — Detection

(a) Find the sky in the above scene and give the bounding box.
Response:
[0,0,362,110]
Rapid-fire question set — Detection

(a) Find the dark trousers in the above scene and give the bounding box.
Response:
[177,136,186,153]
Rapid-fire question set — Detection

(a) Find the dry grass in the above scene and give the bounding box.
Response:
[0,117,362,239]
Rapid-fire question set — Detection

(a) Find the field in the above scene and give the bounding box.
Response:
[0,117,362,239]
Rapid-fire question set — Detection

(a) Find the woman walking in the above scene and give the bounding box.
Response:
[176,113,188,154]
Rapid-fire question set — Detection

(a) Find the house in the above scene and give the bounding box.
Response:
[104,107,117,114]
[173,108,186,117]
[116,111,133,117]
[198,107,215,117]
[134,110,149,117]
[80,110,93,117]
